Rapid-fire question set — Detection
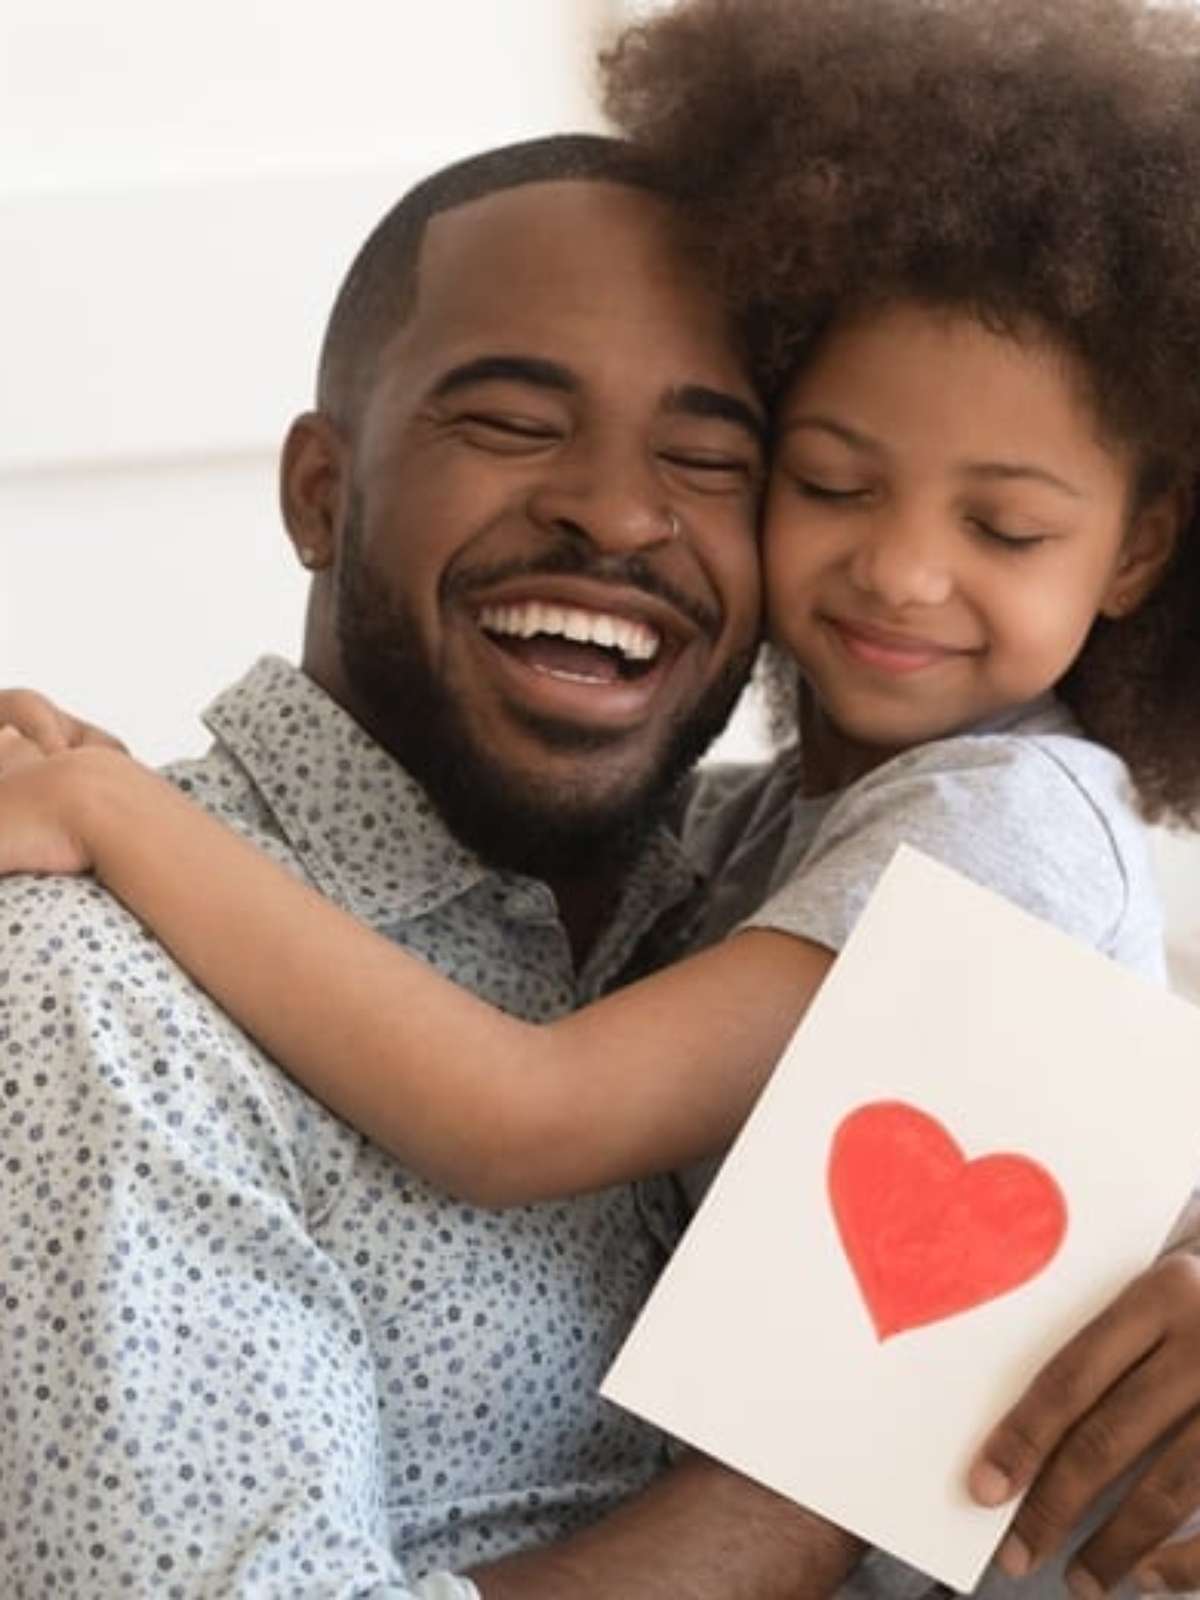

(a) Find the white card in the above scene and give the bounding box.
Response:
[602,845,1200,1592]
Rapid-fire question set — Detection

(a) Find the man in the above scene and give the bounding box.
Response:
[0,136,863,1596]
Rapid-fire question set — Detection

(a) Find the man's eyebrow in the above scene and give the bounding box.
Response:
[430,355,577,400]
[670,385,767,447]
[782,416,1085,498]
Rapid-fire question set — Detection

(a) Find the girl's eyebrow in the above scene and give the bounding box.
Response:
[963,461,1085,500]
[780,412,876,444]
[779,415,1086,499]
[777,415,880,451]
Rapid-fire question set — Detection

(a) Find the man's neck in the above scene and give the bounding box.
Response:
[548,873,624,970]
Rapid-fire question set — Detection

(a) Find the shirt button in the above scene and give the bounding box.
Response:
[501,885,556,921]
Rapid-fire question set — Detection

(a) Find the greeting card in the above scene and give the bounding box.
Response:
[602,847,1200,1590]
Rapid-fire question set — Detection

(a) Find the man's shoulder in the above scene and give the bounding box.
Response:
[0,738,285,995]
[161,743,277,834]
[679,750,799,871]
[0,765,320,1162]
[0,866,146,959]
[0,741,278,954]
[684,755,777,801]
[0,857,323,1215]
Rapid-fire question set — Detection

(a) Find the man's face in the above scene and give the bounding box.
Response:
[306,181,764,876]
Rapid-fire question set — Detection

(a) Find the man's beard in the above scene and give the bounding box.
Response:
[335,507,754,882]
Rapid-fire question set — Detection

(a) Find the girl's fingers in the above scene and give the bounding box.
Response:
[0,689,72,753]
[0,690,125,755]
[0,726,52,776]
[73,720,128,754]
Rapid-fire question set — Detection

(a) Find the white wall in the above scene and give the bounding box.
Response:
[4,0,617,760]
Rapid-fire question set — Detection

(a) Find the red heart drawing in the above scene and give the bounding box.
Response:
[828,1101,1068,1340]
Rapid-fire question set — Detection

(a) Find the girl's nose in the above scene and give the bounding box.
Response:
[848,514,955,608]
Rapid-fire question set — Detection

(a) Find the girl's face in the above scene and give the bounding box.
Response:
[765,302,1176,778]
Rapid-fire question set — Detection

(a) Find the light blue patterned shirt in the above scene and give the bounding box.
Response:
[0,656,696,1597]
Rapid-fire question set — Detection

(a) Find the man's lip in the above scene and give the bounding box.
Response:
[458,575,722,732]
[464,575,709,645]
[471,621,680,730]
[825,615,975,672]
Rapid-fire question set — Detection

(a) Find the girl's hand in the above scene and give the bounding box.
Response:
[0,688,126,755]
[0,729,96,876]
[970,1251,1200,1593]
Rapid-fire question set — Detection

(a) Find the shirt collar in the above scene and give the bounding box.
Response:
[202,656,703,961]
[202,656,489,929]
[968,691,1074,737]
[579,822,704,998]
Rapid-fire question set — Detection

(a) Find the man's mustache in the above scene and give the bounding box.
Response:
[444,543,721,640]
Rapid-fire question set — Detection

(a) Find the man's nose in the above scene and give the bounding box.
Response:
[527,445,679,555]
[848,511,954,608]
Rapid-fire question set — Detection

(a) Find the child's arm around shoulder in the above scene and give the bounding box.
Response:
[0,735,832,1205]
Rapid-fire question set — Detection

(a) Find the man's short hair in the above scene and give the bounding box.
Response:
[317,133,663,426]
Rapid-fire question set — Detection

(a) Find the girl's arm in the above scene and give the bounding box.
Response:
[0,743,831,1205]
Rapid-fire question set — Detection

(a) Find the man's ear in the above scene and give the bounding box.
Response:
[1100,482,1188,619]
[280,411,348,572]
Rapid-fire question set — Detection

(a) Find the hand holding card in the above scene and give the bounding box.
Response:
[602,848,1200,1591]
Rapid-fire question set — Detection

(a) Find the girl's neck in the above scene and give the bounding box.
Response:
[796,685,1055,796]
[796,688,899,797]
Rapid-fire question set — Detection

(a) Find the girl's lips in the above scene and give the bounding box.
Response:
[826,616,971,675]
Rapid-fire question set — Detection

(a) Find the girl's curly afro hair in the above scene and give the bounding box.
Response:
[603,0,1200,822]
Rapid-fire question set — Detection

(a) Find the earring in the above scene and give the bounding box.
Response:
[297,546,322,570]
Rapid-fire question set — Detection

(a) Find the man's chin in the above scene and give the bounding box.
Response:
[437,673,750,878]
[427,754,670,882]
[333,556,754,880]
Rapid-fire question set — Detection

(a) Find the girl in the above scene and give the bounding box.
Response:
[2,0,1199,1209]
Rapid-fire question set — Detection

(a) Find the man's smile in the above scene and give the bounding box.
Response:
[478,600,662,675]
[461,575,709,730]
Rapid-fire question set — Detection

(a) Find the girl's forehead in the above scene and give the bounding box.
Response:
[781,303,1124,446]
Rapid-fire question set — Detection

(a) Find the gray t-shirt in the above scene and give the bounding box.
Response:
[683,697,1168,1599]
[686,695,1164,980]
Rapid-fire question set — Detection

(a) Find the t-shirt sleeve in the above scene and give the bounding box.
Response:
[742,735,1131,956]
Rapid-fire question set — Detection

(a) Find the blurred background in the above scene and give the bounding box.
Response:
[3,0,1195,988]
[2,0,690,759]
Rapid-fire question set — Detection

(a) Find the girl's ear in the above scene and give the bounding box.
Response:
[280,411,349,573]
[1100,482,1189,619]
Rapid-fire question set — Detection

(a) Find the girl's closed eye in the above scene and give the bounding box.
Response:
[795,479,870,504]
[773,440,873,504]
[966,515,1056,551]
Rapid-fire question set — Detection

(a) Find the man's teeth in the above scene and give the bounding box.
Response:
[478,602,660,662]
